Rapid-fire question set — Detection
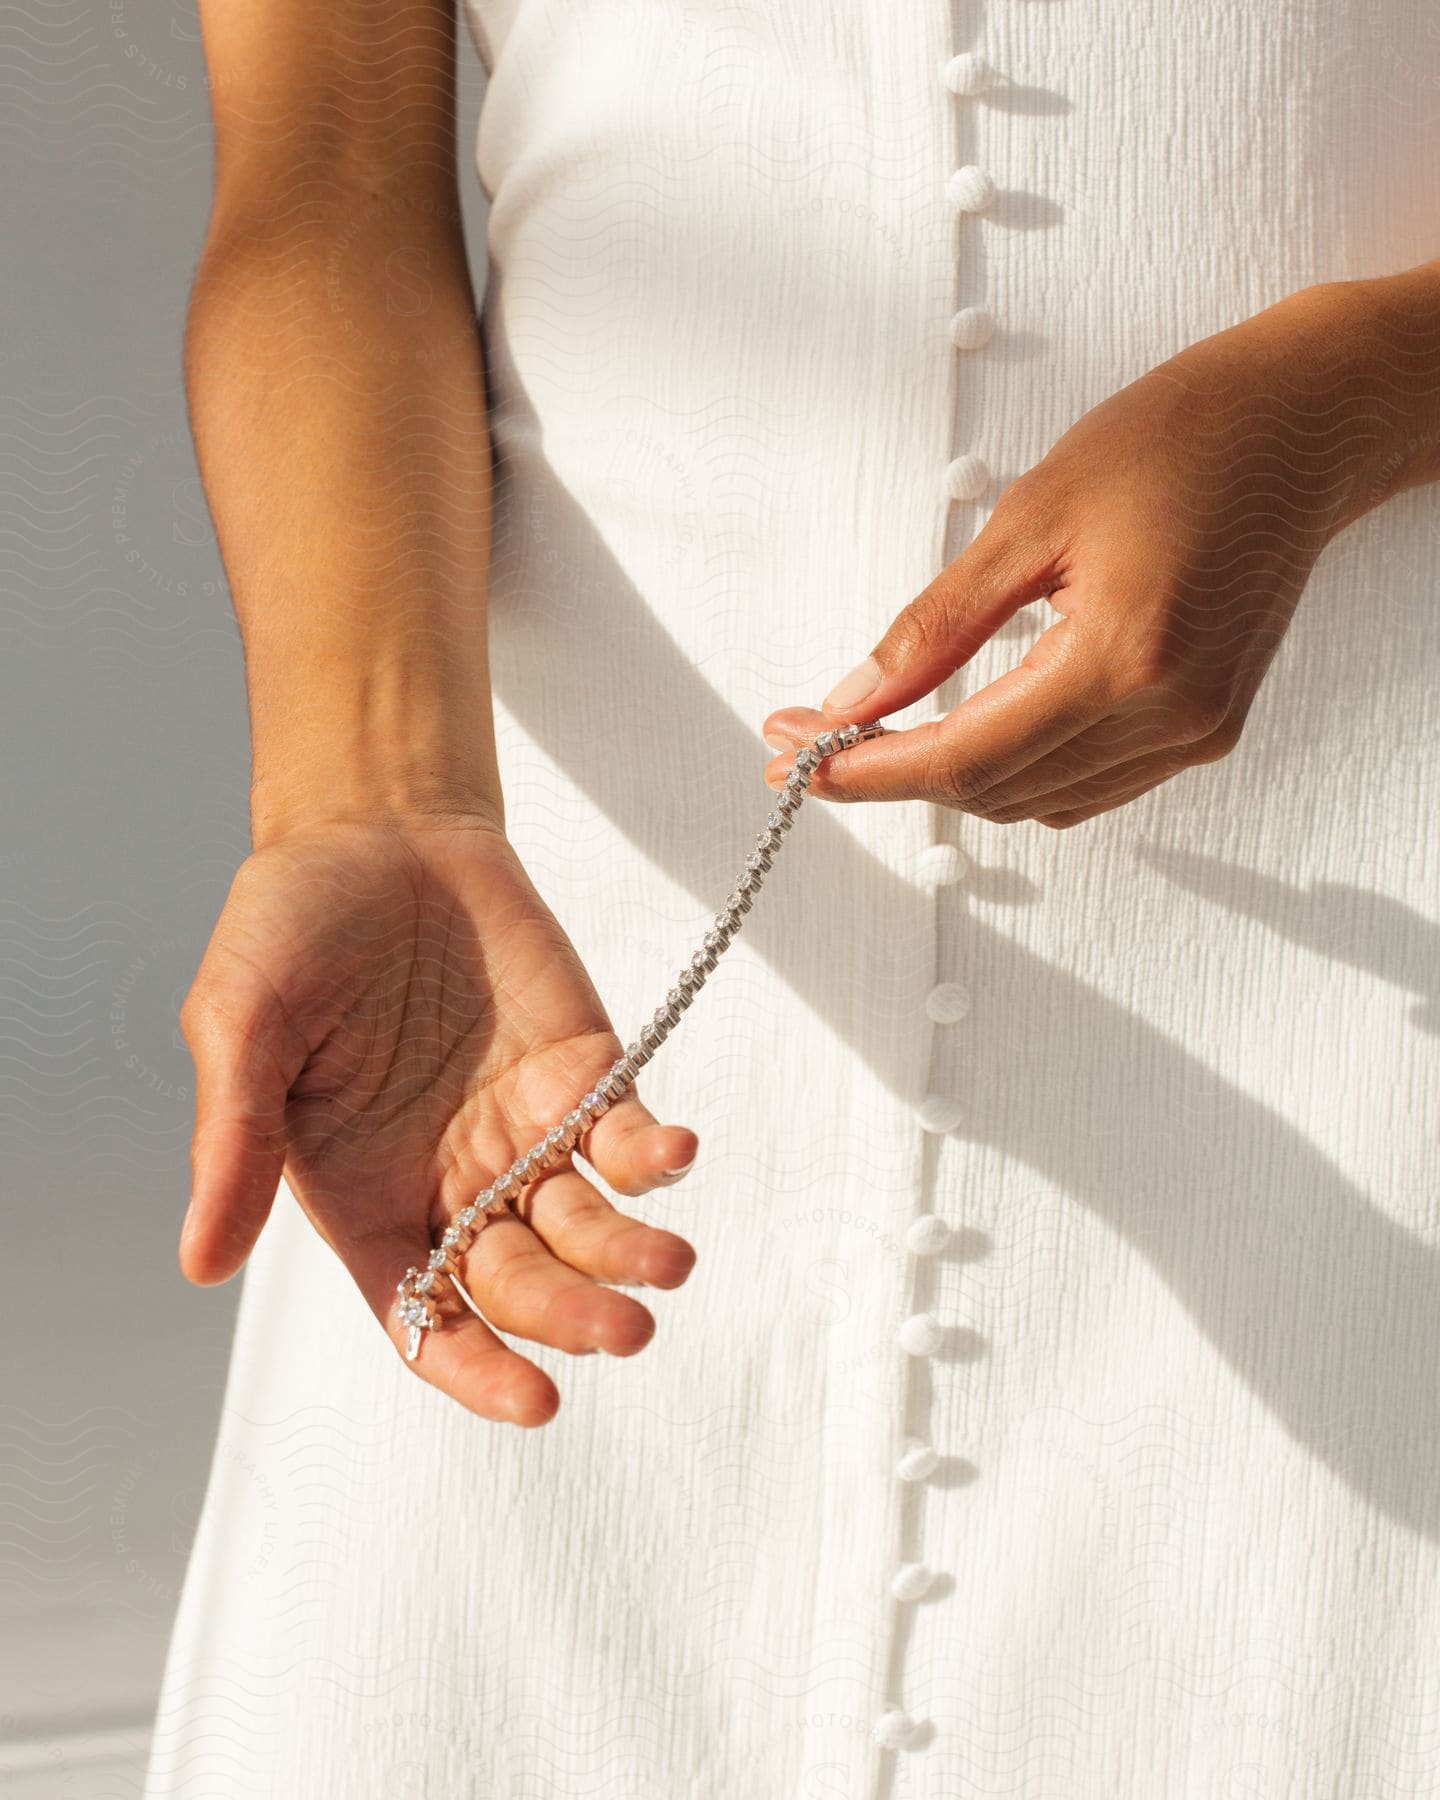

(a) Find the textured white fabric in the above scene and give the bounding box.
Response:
[146,3,1440,1795]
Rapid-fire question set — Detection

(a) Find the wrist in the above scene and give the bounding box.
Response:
[246,668,506,849]
[249,761,507,849]
[1276,263,1440,532]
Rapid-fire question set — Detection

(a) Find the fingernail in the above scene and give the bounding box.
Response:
[822,655,881,712]
[762,731,788,752]
[179,1199,197,1242]
[659,1154,696,1182]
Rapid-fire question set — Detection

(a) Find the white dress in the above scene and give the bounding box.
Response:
[145,4,1440,1795]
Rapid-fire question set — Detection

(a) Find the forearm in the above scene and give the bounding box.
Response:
[1167,257,1440,539]
[187,194,499,845]
[1290,257,1440,525]
[1339,256,1440,513]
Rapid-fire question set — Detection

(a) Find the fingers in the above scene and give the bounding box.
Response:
[459,1174,664,1357]
[1032,748,1201,827]
[325,1140,698,1429]
[454,1107,700,1355]
[429,1089,699,1367]
[803,509,1058,724]
[581,1089,698,1198]
[934,707,1177,821]
[347,1220,561,1427]
[764,617,1108,807]
[178,970,300,1286]
[518,1162,697,1288]
[960,696,1240,824]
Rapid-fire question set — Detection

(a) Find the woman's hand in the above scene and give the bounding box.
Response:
[178,812,699,1427]
[762,270,1440,826]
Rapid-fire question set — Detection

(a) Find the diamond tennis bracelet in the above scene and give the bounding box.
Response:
[395,719,886,1362]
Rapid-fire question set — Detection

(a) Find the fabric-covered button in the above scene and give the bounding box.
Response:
[925,982,971,1024]
[897,1438,940,1482]
[941,51,995,96]
[949,306,996,351]
[915,843,971,887]
[891,1563,935,1602]
[946,164,997,213]
[906,1213,951,1256]
[918,1092,964,1134]
[943,453,991,501]
[898,1311,944,1356]
[873,1709,921,1751]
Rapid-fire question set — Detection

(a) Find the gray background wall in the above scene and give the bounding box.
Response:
[0,9,487,1792]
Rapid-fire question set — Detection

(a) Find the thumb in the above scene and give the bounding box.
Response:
[178,970,298,1285]
[817,513,1053,721]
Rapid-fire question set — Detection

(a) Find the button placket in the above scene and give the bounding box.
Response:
[873,35,998,1762]
[940,48,1001,516]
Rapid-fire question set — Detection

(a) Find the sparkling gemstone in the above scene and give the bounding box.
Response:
[428,1248,448,1271]
[457,1206,477,1228]
[415,1271,435,1294]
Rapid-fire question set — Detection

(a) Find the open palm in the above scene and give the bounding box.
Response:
[178,815,699,1425]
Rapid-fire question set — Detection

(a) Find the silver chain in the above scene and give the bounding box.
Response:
[396,719,887,1361]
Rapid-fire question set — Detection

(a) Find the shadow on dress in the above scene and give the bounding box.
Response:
[488,463,1440,1543]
